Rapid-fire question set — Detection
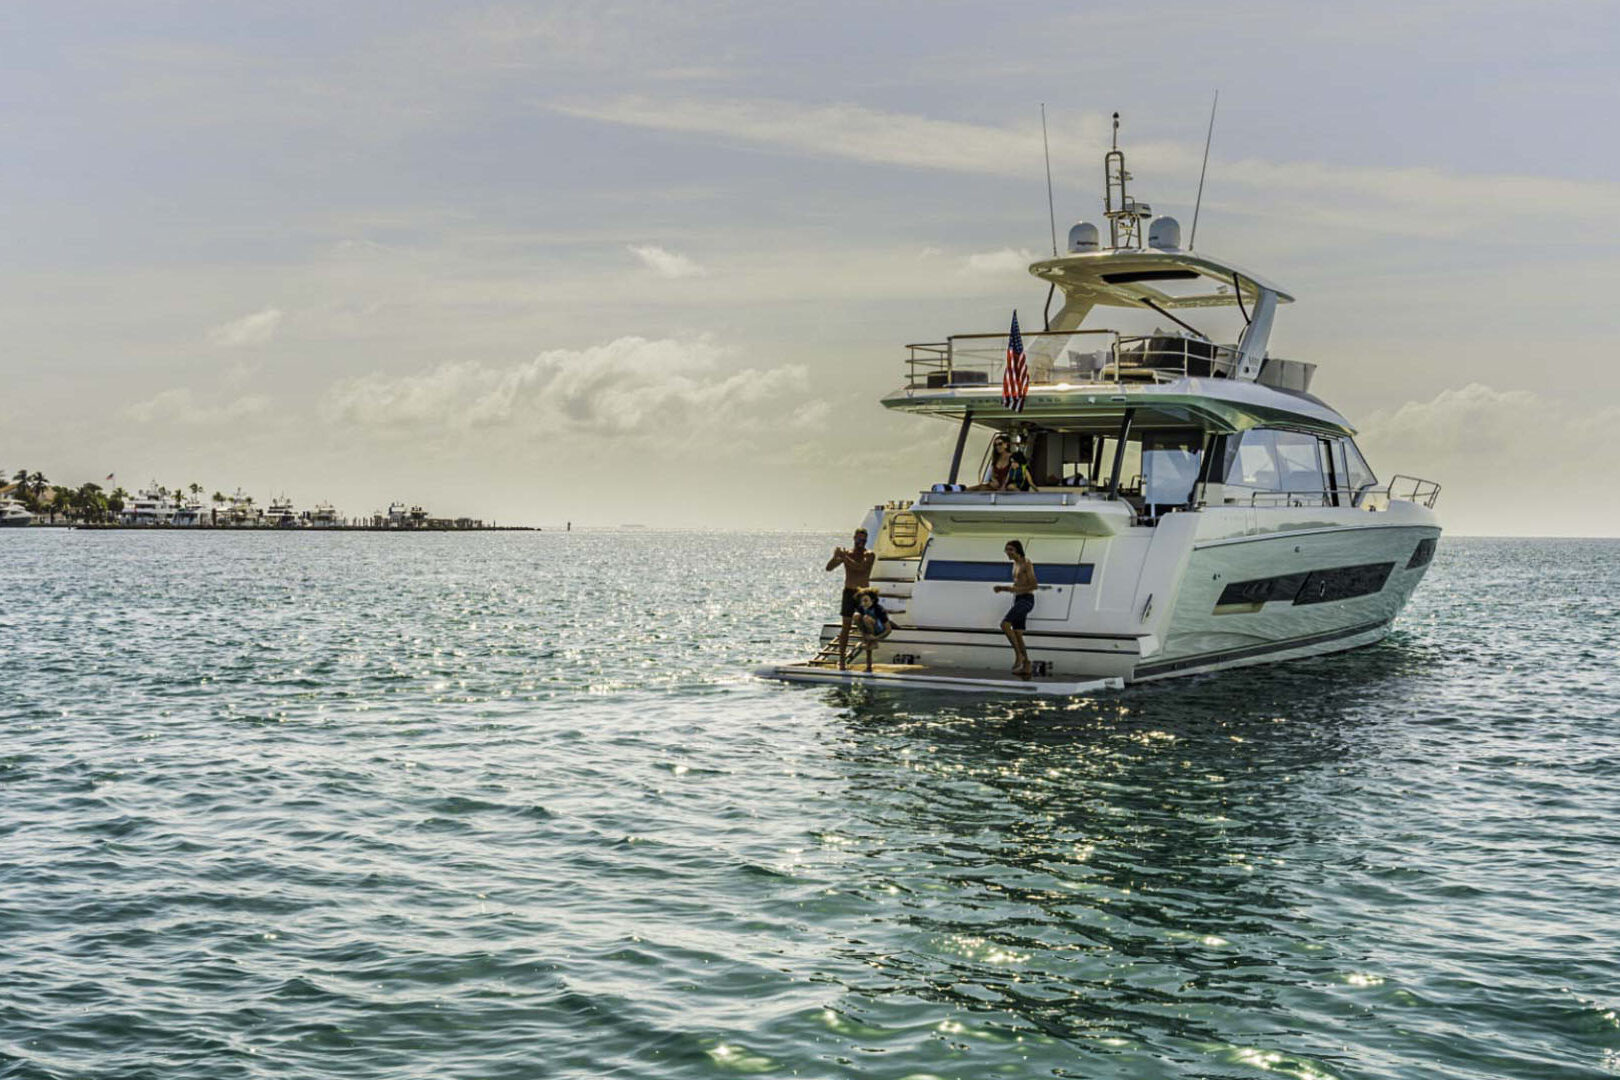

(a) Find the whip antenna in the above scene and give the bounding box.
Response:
[1041,103,1057,257]
[1189,90,1218,250]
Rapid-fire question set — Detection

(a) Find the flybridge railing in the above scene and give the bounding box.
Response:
[904,330,1243,390]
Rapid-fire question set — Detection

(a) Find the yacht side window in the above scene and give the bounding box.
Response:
[1271,430,1327,494]
[1343,439,1378,503]
[1327,438,1353,505]
[1224,429,1280,491]
[1141,431,1203,508]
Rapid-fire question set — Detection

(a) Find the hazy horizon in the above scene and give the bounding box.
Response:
[4,2,1617,535]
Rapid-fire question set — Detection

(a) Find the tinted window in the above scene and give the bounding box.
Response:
[1142,432,1203,506]
[1327,439,1352,505]
[1407,537,1437,569]
[1272,430,1326,493]
[1293,562,1394,605]
[1224,429,1280,489]
[1345,439,1378,493]
[1214,561,1394,612]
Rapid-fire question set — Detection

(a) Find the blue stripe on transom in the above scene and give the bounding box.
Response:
[923,561,1094,585]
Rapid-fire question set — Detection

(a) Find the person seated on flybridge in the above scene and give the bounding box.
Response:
[854,587,892,673]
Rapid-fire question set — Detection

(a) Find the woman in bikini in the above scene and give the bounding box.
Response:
[970,434,1015,491]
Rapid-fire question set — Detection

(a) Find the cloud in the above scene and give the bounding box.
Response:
[320,335,809,440]
[207,308,284,347]
[960,248,1039,276]
[627,244,705,279]
[554,96,1080,178]
[555,97,1620,241]
[125,388,271,425]
[1356,383,1620,536]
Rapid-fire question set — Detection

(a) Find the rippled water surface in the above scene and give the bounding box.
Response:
[2,530,1617,1079]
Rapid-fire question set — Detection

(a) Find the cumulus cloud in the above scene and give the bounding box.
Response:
[1357,383,1620,536]
[628,244,704,279]
[125,388,271,425]
[320,335,809,440]
[207,308,283,347]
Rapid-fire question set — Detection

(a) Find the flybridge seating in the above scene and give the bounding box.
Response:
[905,329,1316,392]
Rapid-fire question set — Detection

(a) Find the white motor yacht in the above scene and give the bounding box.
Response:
[222,489,258,527]
[0,499,33,527]
[308,502,341,528]
[761,122,1440,694]
[172,498,209,527]
[122,485,177,526]
[265,495,298,528]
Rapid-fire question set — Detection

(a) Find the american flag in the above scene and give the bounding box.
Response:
[1001,311,1028,412]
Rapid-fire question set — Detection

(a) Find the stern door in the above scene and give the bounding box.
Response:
[1029,539,1088,623]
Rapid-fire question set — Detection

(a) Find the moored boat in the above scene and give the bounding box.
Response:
[761,119,1440,692]
[0,499,33,527]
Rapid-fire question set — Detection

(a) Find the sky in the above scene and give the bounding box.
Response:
[2,1,1617,534]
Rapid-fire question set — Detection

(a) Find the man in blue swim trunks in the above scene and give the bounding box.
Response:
[993,539,1037,678]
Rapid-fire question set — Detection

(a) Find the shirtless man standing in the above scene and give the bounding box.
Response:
[825,528,876,669]
[993,539,1038,678]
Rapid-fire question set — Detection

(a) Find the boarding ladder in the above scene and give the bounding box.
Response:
[809,630,861,669]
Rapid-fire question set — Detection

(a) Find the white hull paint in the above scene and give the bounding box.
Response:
[794,509,1439,688]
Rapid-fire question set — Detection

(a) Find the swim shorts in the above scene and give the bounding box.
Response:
[841,588,860,617]
[1003,593,1035,630]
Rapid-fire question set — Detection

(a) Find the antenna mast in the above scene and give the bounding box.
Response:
[1189,90,1219,251]
[1041,104,1057,257]
[1103,112,1148,249]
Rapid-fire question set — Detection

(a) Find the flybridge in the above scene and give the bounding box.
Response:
[896,114,1311,403]
[1035,113,1291,382]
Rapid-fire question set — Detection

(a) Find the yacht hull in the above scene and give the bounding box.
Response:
[793,509,1440,687]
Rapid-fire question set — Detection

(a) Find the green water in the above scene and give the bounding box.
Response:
[1,531,1616,1079]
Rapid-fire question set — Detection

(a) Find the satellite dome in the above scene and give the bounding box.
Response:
[1068,222,1100,253]
[1148,215,1182,250]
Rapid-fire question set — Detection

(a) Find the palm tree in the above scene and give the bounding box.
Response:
[78,483,106,524]
[28,472,47,512]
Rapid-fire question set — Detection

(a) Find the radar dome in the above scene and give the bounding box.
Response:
[1068,222,1099,253]
[1148,215,1182,250]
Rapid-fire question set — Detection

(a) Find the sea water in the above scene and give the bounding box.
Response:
[1,530,1616,1079]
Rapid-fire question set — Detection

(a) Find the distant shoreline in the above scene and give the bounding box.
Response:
[25,523,542,533]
